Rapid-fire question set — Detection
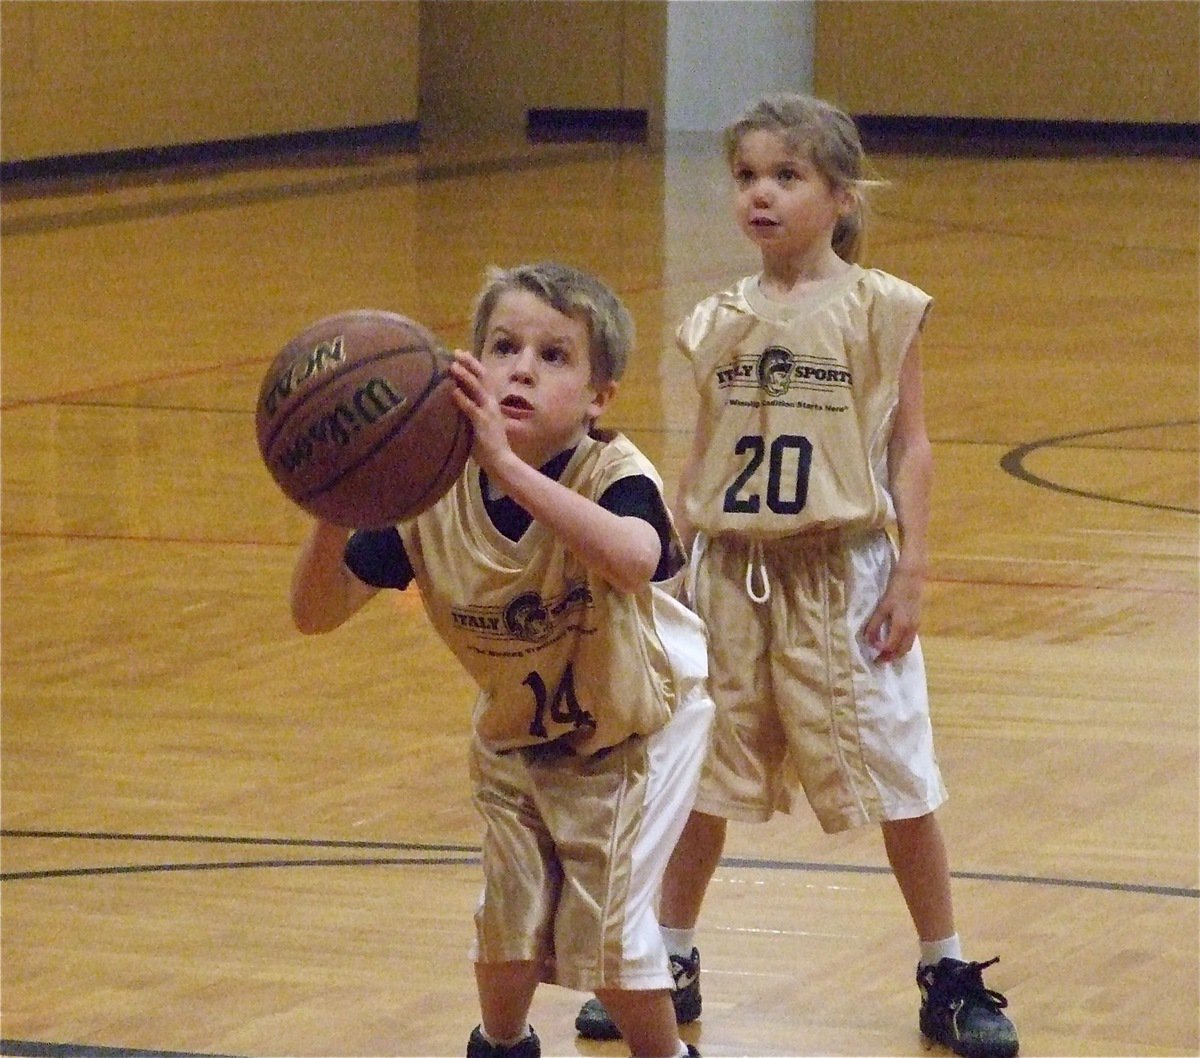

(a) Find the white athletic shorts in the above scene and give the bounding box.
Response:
[690,528,947,834]
[469,586,715,992]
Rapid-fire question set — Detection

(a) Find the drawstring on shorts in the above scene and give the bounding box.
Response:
[745,539,771,603]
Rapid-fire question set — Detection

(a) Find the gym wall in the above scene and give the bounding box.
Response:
[418,1,666,142]
[814,0,1198,125]
[0,1,421,164]
[2,0,1195,167]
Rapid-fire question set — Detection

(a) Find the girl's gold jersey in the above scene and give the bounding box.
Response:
[677,266,930,540]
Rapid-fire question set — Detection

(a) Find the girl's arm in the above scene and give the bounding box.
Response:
[450,352,660,595]
[290,520,380,634]
[672,422,706,555]
[863,332,933,663]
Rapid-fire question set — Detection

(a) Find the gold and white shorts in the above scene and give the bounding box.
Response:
[469,644,714,991]
[691,528,947,834]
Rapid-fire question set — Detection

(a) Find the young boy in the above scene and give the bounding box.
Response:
[291,262,713,1058]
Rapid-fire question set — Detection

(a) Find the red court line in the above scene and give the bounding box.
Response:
[0,315,471,411]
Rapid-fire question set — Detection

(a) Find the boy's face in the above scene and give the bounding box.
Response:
[731,129,853,259]
[477,289,614,467]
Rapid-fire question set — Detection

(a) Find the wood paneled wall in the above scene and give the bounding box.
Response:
[0,0,668,165]
[418,0,666,141]
[814,0,1199,124]
[0,0,422,163]
[3,0,1193,166]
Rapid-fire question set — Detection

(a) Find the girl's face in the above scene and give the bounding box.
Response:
[477,289,614,467]
[731,129,853,263]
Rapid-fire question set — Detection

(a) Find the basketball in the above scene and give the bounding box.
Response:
[256,309,472,528]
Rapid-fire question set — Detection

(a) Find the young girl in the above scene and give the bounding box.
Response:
[291,262,712,1058]
[575,94,1019,1058]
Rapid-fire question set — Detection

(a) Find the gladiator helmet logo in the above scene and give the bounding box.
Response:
[503,592,554,642]
[758,345,795,397]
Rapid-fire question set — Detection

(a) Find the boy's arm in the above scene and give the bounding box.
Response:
[488,454,662,594]
[450,352,660,595]
[290,520,380,634]
[863,332,933,663]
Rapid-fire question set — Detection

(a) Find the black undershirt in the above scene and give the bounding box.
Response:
[344,448,676,590]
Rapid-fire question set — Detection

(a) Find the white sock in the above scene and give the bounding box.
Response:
[919,934,963,967]
[661,926,696,958]
[482,1025,531,1048]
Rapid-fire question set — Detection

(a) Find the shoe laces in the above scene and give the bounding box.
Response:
[669,948,700,988]
[929,957,1010,1013]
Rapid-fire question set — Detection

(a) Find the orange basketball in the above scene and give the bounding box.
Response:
[256,310,472,528]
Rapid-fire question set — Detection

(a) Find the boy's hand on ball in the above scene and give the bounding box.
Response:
[450,350,514,473]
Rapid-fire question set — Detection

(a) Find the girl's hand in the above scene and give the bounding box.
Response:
[448,350,514,475]
[862,565,923,664]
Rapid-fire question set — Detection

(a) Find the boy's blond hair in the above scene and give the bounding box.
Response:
[471,262,634,387]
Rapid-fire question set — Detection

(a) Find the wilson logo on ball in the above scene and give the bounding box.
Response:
[256,310,472,529]
[274,373,410,476]
[260,334,347,418]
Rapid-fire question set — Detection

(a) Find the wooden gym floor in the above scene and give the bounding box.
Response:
[1,126,1197,1057]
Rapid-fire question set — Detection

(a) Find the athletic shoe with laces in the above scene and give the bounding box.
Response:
[917,957,1019,1058]
[466,1024,541,1058]
[574,947,702,1040]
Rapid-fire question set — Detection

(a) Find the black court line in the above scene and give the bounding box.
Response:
[0,1042,241,1058]
[0,144,631,238]
[0,829,479,879]
[0,828,475,852]
[3,829,1195,898]
[999,418,1200,515]
[1,856,480,882]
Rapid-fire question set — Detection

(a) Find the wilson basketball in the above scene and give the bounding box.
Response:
[256,309,472,528]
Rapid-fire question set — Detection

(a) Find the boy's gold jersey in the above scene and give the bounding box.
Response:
[677,266,931,540]
[399,432,682,755]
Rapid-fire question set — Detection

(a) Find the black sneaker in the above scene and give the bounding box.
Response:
[917,957,1019,1058]
[574,947,702,1040]
[466,1025,541,1058]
